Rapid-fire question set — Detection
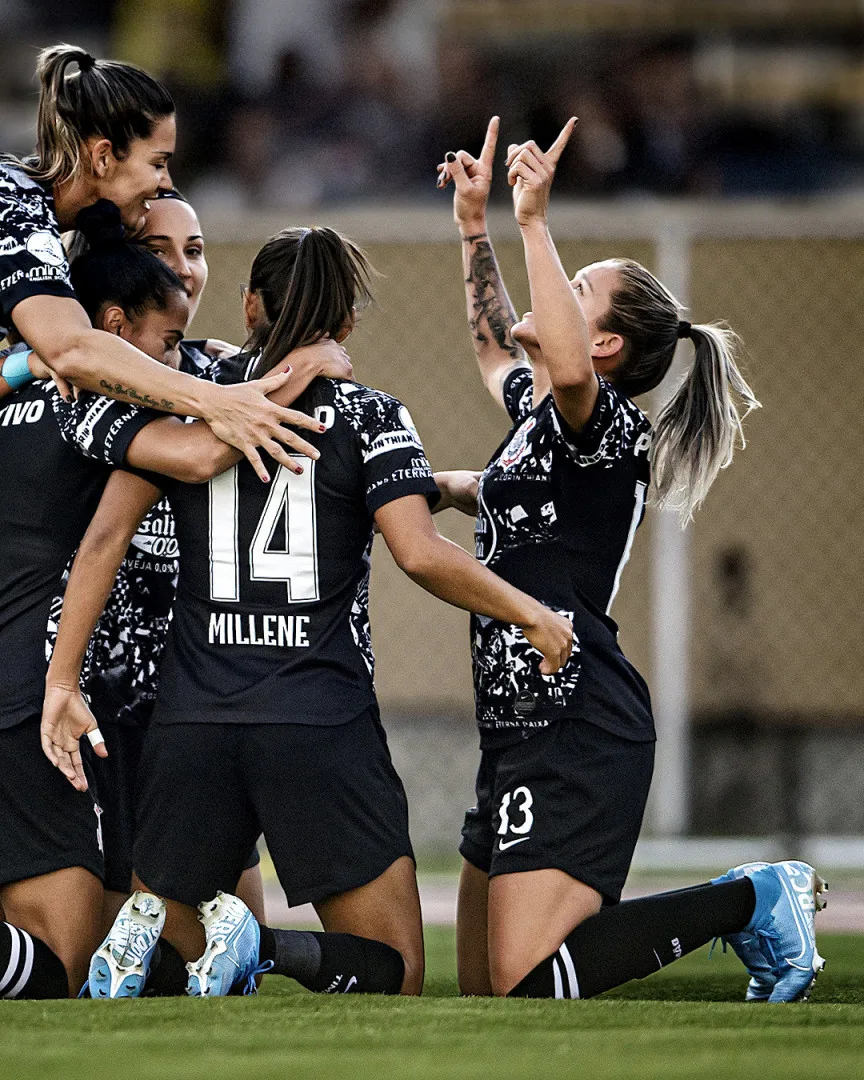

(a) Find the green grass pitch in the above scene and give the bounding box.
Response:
[2,929,863,1080]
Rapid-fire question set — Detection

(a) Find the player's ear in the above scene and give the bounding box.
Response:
[591,333,624,374]
[334,307,355,343]
[243,287,267,332]
[98,304,127,336]
[84,137,115,178]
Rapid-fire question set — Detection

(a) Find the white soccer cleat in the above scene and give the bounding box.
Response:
[87,891,166,998]
[186,892,272,997]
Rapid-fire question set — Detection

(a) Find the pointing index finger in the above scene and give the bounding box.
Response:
[480,116,499,169]
[547,117,578,165]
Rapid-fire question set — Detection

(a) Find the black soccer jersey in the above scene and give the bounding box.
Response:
[0,370,153,729]
[0,163,76,337]
[472,366,655,746]
[151,370,439,726]
[47,342,216,728]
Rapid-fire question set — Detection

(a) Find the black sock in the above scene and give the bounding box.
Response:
[0,923,68,999]
[144,940,189,997]
[258,926,404,994]
[510,878,755,999]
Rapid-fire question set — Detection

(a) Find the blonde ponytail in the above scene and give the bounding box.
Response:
[651,322,761,523]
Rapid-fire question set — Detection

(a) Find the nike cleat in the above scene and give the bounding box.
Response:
[186,892,273,997]
[87,891,166,998]
[715,861,827,1003]
[764,861,827,1002]
[712,862,778,1001]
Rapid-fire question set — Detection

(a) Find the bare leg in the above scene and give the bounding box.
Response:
[487,869,602,996]
[101,890,129,937]
[132,873,204,962]
[0,868,104,996]
[313,856,424,995]
[236,865,266,925]
[456,859,492,996]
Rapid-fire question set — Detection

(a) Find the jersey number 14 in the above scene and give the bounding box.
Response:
[207,459,319,603]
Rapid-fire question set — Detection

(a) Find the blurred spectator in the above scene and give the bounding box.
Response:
[1,1,863,205]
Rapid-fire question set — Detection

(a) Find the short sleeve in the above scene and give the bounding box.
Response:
[551,374,651,467]
[333,382,439,515]
[0,166,75,336]
[501,366,534,425]
[52,390,160,467]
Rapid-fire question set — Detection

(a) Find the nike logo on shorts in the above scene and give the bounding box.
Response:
[498,836,530,851]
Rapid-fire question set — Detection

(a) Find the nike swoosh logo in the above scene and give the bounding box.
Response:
[343,976,358,993]
[498,836,530,851]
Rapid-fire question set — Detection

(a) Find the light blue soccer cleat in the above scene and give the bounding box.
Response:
[87,891,166,998]
[715,861,827,1003]
[712,861,779,1000]
[186,892,273,997]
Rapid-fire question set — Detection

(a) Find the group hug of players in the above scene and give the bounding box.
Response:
[0,45,825,1005]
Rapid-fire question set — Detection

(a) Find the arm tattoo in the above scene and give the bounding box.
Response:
[99,380,175,412]
[466,240,521,361]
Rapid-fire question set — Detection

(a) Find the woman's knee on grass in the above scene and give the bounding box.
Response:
[314,856,424,995]
[487,871,603,996]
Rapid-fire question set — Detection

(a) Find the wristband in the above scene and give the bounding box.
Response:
[1,344,35,390]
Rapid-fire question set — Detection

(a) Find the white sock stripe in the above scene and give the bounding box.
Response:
[552,957,564,999]
[5,929,34,1000]
[0,924,21,996]
[558,943,580,999]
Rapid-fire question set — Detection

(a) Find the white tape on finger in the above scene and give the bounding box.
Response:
[87,728,105,748]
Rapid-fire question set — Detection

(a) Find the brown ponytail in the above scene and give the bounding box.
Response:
[12,43,174,187]
[247,227,374,381]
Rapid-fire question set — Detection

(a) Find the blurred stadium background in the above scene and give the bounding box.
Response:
[3,1,863,881]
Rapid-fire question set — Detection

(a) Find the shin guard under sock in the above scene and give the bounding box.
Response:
[0,923,68,999]
[510,877,756,999]
[258,927,404,994]
[144,940,189,997]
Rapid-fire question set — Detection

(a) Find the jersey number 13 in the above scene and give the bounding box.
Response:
[207,459,319,603]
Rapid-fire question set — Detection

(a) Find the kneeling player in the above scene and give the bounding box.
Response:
[437,118,825,1003]
[44,224,572,998]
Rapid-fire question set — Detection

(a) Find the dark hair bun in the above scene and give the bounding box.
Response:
[75,199,125,249]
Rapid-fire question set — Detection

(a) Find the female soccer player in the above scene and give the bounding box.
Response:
[0,226,191,999]
[0,42,315,474]
[45,225,573,1000]
[437,118,825,1004]
[132,189,237,367]
[51,193,296,934]
[0,197,333,998]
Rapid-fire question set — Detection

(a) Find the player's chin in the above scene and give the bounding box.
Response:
[121,202,150,234]
[512,319,538,350]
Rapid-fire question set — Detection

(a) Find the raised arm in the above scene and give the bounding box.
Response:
[506,120,599,432]
[375,494,572,674]
[11,293,317,473]
[438,118,529,409]
[42,470,162,790]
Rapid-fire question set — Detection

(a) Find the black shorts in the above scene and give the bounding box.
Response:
[86,722,260,895]
[134,706,413,908]
[0,716,103,888]
[459,718,654,904]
